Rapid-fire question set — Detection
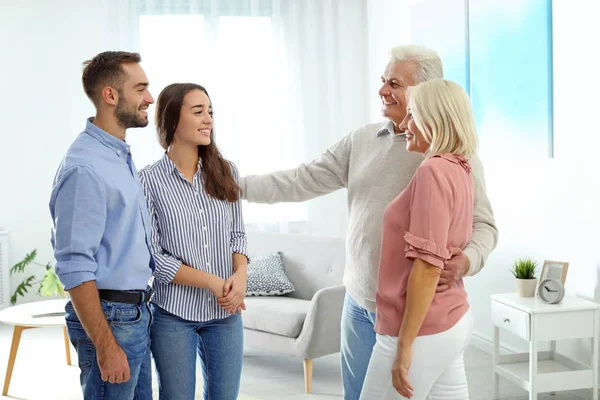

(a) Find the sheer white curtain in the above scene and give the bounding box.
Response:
[122,0,370,238]
[2,0,369,240]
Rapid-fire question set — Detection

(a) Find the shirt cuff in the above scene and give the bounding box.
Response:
[231,234,249,261]
[462,247,479,277]
[153,254,182,284]
[231,246,250,263]
[55,260,98,290]
[405,251,445,269]
[404,232,451,269]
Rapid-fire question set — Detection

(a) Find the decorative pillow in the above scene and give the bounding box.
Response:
[246,252,295,296]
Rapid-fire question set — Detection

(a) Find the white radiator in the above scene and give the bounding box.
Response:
[0,231,10,310]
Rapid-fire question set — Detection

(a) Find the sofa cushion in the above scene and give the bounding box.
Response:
[246,252,295,296]
[246,232,345,300]
[243,297,311,338]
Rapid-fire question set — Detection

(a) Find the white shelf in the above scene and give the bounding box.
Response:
[496,353,593,393]
[491,293,600,314]
[492,294,599,399]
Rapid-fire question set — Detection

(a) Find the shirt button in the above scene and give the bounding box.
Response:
[204,243,209,248]
[202,226,207,231]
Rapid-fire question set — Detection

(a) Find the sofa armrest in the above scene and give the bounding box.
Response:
[295,284,346,359]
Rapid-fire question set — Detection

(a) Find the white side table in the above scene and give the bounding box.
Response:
[491,293,600,399]
[0,299,71,396]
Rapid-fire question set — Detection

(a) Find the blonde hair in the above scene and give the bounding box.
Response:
[407,79,478,159]
[389,45,443,83]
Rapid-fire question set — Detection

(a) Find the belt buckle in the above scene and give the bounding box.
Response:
[143,287,155,303]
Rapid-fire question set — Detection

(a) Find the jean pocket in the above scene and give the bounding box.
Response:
[109,305,150,362]
[104,302,143,327]
[64,302,85,330]
[72,336,94,369]
[64,303,94,368]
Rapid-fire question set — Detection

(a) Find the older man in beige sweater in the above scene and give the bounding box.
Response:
[239,45,498,399]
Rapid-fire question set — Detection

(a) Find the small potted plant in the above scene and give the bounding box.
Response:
[511,257,537,297]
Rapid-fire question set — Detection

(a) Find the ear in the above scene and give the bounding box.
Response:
[100,86,119,107]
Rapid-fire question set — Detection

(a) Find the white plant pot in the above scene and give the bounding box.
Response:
[516,278,537,297]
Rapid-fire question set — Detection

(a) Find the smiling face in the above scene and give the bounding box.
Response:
[171,89,213,147]
[378,60,418,132]
[114,62,154,128]
[398,79,480,159]
[399,101,430,154]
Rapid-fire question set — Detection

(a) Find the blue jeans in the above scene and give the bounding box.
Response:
[65,299,153,400]
[341,294,377,400]
[150,304,243,400]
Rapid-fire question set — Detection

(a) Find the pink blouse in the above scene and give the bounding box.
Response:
[375,153,474,337]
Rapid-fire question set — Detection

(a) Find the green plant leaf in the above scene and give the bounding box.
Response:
[10,249,37,275]
[511,257,537,279]
[10,275,36,305]
[39,268,64,297]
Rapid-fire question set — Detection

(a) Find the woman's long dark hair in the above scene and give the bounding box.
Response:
[155,83,241,202]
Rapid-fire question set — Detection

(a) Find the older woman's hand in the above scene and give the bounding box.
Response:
[392,344,414,398]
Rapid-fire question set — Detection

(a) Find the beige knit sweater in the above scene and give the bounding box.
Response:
[240,120,498,312]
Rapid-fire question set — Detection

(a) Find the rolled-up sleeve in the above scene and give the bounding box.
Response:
[230,164,249,259]
[138,171,182,284]
[405,164,453,269]
[50,166,105,290]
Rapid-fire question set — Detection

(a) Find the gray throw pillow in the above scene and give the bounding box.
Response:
[246,252,295,296]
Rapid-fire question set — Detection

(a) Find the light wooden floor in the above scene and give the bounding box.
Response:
[0,323,593,399]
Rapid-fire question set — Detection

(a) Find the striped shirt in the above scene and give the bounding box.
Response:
[138,153,248,322]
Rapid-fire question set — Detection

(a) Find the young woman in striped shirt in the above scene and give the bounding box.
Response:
[139,83,248,400]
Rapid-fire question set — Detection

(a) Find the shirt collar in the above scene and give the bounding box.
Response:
[433,153,472,173]
[376,120,404,137]
[84,117,130,158]
[160,152,178,175]
[159,152,203,175]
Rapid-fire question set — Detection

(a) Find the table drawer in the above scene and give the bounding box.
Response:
[491,301,530,340]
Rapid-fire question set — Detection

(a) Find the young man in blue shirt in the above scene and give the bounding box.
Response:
[50,51,155,399]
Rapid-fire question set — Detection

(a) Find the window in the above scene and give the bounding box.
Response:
[137,14,308,226]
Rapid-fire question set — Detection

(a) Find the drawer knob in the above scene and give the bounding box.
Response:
[503,318,510,324]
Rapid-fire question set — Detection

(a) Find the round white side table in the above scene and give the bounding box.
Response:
[0,298,71,396]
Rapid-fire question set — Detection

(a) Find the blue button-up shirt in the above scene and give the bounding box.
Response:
[50,118,154,291]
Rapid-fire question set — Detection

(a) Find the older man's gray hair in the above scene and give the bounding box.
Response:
[389,44,443,84]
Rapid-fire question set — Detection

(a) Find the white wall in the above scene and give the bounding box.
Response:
[366,1,412,120]
[367,0,600,356]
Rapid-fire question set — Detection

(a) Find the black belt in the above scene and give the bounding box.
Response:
[98,287,153,304]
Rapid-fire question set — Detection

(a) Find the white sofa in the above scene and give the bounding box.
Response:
[243,232,346,393]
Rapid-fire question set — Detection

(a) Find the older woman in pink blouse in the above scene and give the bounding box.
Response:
[360,79,480,400]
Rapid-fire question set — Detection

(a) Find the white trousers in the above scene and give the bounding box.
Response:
[360,309,473,400]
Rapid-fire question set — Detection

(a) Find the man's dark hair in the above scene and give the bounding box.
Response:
[81,51,141,106]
